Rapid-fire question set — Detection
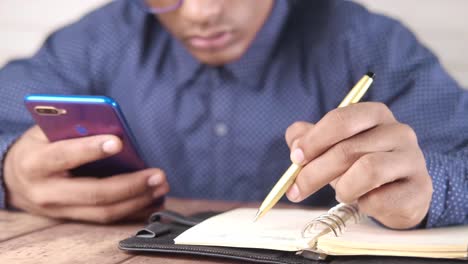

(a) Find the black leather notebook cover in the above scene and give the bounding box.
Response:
[119,210,320,264]
[119,210,466,264]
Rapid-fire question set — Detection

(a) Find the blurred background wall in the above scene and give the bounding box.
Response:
[0,0,467,88]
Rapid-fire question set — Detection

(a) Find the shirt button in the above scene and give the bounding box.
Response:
[214,122,228,137]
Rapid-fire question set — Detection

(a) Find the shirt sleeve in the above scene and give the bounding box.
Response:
[346,6,468,227]
[0,133,21,208]
[0,2,131,209]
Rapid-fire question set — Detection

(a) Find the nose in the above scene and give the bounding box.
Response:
[179,0,224,26]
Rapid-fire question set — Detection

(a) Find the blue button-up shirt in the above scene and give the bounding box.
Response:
[0,0,467,227]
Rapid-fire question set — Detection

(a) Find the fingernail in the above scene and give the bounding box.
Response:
[102,140,119,154]
[288,184,300,202]
[148,174,162,187]
[291,148,304,164]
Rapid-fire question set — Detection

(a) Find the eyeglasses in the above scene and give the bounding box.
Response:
[136,0,184,14]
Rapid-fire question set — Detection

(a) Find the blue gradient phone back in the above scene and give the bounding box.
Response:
[24,95,146,177]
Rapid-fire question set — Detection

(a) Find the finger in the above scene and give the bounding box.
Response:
[152,180,171,198]
[123,205,163,223]
[287,123,415,202]
[42,191,157,224]
[358,178,432,229]
[284,121,314,149]
[27,168,166,206]
[28,125,49,141]
[26,134,123,174]
[334,151,419,204]
[292,102,396,164]
[326,123,417,189]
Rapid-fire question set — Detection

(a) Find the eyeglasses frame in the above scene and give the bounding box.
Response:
[137,0,184,14]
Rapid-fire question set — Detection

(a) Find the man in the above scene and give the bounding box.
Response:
[0,0,466,228]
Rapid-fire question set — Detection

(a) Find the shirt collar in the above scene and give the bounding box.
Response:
[170,0,290,88]
[171,34,203,86]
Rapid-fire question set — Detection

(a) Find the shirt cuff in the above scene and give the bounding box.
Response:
[424,151,467,228]
[0,133,22,209]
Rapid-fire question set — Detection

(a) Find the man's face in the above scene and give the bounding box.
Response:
[155,0,274,66]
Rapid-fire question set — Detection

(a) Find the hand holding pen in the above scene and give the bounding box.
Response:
[256,73,433,229]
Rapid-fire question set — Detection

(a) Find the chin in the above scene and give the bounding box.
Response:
[190,45,247,66]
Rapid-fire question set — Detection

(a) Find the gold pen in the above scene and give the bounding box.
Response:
[254,72,375,222]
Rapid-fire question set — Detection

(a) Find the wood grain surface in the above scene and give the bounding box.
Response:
[0,198,462,264]
[0,198,242,264]
[0,211,61,242]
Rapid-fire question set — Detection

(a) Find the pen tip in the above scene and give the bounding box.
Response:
[366,72,376,79]
[253,210,261,222]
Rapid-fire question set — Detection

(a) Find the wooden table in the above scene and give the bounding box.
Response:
[0,198,462,264]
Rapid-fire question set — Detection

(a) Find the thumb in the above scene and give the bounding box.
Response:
[41,134,123,173]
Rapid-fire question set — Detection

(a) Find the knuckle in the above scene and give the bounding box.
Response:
[28,187,51,207]
[285,122,306,143]
[399,202,416,219]
[357,155,378,179]
[359,192,385,216]
[96,209,117,224]
[357,192,371,207]
[85,188,107,206]
[329,179,338,190]
[124,181,142,198]
[425,179,434,197]
[289,121,307,131]
[370,101,387,112]
[18,155,36,175]
[396,205,423,228]
[46,148,74,170]
[328,108,358,136]
[399,124,418,143]
[371,102,393,120]
[334,142,357,165]
[334,184,353,204]
[329,108,347,125]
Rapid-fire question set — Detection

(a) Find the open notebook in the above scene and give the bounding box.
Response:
[174,204,468,260]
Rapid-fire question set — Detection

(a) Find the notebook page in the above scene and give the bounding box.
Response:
[316,217,468,257]
[174,208,328,251]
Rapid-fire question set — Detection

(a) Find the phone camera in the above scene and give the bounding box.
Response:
[34,106,66,116]
[38,108,58,115]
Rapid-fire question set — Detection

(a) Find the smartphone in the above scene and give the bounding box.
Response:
[24,94,146,177]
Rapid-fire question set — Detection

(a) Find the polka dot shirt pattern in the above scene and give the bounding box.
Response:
[0,0,466,227]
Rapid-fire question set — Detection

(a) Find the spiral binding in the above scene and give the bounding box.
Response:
[301,203,362,238]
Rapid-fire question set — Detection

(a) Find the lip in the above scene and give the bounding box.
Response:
[186,31,234,51]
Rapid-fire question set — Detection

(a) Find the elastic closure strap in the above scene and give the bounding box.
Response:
[149,210,203,226]
[136,222,171,238]
[136,210,203,239]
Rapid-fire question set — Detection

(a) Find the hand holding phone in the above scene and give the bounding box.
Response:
[2,96,170,223]
[24,94,146,177]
